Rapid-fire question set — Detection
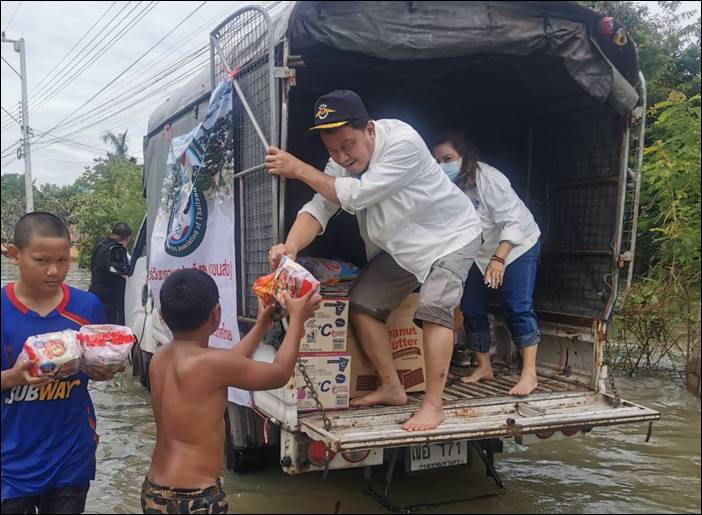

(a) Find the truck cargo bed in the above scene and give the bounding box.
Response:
[298,366,660,452]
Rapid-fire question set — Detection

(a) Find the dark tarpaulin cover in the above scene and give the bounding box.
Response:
[288,1,640,114]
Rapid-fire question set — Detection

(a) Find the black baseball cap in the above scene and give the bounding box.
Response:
[308,90,369,131]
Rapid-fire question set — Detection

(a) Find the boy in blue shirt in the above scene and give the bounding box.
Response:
[1,212,121,514]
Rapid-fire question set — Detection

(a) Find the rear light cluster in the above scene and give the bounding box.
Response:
[306,440,335,466]
[305,440,370,466]
[534,426,592,440]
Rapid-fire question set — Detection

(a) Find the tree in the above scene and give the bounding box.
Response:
[73,154,145,268]
[100,130,130,159]
[1,174,28,243]
[583,1,701,104]
[640,92,700,277]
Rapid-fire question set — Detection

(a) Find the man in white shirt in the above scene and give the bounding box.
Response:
[265,90,482,431]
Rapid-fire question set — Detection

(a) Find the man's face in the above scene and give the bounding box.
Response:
[10,236,71,295]
[320,122,375,175]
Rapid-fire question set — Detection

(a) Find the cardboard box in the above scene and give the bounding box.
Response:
[299,298,349,353]
[348,293,427,398]
[294,353,351,412]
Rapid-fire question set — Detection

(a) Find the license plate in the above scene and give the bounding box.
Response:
[408,440,469,472]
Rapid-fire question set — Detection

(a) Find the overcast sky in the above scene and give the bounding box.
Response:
[1,1,274,186]
[1,1,700,187]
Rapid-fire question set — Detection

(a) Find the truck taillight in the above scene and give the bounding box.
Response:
[341,449,370,463]
[561,426,580,437]
[307,440,336,466]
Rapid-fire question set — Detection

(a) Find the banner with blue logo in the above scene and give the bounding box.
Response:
[149,80,249,406]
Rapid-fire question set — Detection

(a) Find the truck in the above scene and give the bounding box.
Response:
[125,1,660,509]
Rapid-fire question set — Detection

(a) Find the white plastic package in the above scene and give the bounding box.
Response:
[78,325,135,372]
[21,330,82,378]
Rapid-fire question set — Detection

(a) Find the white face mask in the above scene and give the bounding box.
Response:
[439,158,462,182]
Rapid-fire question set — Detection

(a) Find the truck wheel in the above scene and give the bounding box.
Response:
[140,350,153,392]
[132,344,142,378]
[224,409,237,471]
[223,409,269,473]
[229,448,268,474]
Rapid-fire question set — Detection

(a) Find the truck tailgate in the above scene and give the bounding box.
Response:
[298,370,660,452]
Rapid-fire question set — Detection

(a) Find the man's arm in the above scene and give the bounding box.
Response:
[266,147,340,204]
[295,162,340,205]
[268,212,324,268]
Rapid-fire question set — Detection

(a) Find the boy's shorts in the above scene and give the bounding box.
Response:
[140,476,228,514]
[0,484,89,514]
[349,237,481,330]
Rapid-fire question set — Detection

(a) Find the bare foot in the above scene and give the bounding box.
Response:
[350,384,407,407]
[508,372,538,396]
[460,365,494,384]
[401,402,444,431]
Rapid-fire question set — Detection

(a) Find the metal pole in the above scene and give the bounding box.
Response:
[2,33,33,212]
[18,38,33,213]
[210,35,270,151]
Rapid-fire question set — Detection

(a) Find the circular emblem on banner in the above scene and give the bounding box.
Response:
[165,185,208,257]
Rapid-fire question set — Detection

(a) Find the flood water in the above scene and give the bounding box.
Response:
[2,256,700,514]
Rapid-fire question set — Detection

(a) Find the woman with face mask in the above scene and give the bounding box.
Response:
[431,130,541,396]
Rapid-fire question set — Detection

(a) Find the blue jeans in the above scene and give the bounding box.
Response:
[461,240,541,353]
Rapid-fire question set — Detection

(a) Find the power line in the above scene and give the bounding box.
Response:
[1,139,21,156]
[35,0,278,141]
[1,55,21,77]
[2,1,21,32]
[12,1,281,164]
[0,2,134,133]
[28,2,154,114]
[48,45,209,136]
[32,1,209,147]
[0,1,263,135]
[1,106,21,127]
[27,1,135,104]
[28,2,117,95]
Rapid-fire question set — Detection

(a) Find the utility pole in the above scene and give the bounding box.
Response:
[2,32,34,213]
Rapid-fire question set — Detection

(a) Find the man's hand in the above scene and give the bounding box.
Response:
[268,243,297,269]
[265,146,305,179]
[7,356,55,388]
[484,260,505,290]
[84,364,125,381]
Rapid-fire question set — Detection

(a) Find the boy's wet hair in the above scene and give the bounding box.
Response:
[13,212,71,250]
[160,269,220,333]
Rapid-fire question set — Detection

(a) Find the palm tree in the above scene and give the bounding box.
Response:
[100,130,129,159]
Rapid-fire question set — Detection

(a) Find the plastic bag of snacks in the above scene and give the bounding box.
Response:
[78,325,135,372]
[297,257,361,285]
[20,330,82,378]
[253,255,320,308]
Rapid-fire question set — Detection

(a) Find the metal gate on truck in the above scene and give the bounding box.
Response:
[210,5,278,321]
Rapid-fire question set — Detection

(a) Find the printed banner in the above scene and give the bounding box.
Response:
[149,80,250,406]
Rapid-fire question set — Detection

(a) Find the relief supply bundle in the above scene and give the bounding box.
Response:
[20,330,83,378]
[253,255,320,309]
[78,325,136,372]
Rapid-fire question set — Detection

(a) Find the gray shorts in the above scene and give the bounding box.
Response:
[349,237,481,329]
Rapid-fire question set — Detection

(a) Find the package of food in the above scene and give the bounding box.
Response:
[253,272,276,306]
[78,325,135,372]
[21,330,82,378]
[297,257,361,285]
[253,255,320,308]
